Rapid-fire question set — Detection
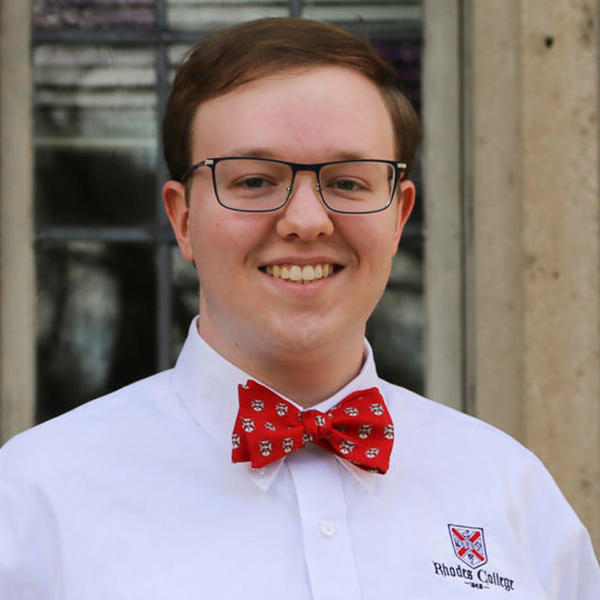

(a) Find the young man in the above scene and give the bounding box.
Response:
[0,17,598,599]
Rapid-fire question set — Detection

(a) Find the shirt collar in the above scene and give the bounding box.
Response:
[172,317,381,491]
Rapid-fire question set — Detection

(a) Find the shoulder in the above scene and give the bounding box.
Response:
[379,379,568,513]
[0,370,179,480]
[380,379,536,466]
[379,381,593,533]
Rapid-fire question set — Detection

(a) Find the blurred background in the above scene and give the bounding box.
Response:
[1,0,599,551]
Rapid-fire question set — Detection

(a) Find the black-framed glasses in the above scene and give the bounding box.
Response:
[180,157,407,214]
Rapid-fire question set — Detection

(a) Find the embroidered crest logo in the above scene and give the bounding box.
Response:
[448,524,488,568]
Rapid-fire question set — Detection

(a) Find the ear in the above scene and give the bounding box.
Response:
[163,180,194,262]
[393,179,416,248]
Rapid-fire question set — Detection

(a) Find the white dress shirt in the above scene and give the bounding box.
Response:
[0,318,598,599]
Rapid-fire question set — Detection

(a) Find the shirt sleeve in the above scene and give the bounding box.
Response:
[514,452,600,599]
[0,437,58,600]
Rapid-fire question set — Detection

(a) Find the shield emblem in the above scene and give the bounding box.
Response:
[448,524,488,568]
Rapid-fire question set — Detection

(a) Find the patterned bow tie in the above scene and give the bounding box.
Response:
[232,380,394,473]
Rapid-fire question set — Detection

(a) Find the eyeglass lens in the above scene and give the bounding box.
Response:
[213,159,396,212]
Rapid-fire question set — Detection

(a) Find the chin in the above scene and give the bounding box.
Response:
[260,315,357,356]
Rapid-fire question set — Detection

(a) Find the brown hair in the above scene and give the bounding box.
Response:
[162,17,419,181]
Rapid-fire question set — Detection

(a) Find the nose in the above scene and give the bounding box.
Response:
[275,173,334,241]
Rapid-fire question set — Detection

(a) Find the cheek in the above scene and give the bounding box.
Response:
[189,206,233,252]
[188,208,273,273]
[187,211,227,279]
[346,216,400,261]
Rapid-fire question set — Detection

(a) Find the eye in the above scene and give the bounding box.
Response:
[237,176,274,189]
[325,177,370,194]
[330,178,363,191]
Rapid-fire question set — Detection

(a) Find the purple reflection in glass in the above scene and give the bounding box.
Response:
[34,1,155,30]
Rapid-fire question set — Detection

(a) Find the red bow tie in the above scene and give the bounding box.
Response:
[232,380,394,474]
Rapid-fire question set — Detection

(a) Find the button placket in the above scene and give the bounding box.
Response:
[287,450,362,600]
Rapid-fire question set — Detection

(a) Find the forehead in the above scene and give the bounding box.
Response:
[190,66,396,161]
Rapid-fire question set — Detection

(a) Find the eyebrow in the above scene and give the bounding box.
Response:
[224,147,372,161]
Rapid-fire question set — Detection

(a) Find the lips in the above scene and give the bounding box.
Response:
[262,263,339,284]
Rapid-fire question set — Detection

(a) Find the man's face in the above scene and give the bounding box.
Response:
[164,66,415,365]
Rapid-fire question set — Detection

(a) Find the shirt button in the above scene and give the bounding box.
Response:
[319,519,335,537]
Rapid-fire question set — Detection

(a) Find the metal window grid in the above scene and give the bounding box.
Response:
[33,0,423,372]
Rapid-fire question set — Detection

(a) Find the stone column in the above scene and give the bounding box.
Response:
[466,0,600,550]
[423,0,465,412]
[0,0,36,442]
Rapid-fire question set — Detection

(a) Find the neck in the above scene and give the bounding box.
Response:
[198,323,366,408]
[247,344,366,407]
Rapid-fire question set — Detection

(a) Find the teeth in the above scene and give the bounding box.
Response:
[302,265,315,281]
[289,265,302,281]
[264,263,336,283]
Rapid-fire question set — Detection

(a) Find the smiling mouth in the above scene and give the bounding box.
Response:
[260,263,341,284]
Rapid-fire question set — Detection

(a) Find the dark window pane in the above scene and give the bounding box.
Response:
[35,145,156,226]
[36,242,157,423]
